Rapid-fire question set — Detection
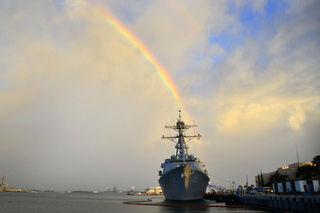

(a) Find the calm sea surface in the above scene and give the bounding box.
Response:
[0,192,271,213]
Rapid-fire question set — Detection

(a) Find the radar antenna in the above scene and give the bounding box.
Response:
[161,110,201,161]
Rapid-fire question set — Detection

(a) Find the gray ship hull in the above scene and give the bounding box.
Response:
[159,164,209,201]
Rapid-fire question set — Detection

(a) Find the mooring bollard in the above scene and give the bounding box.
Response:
[288,196,297,212]
[267,196,273,208]
[277,196,284,210]
[283,197,291,211]
[296,197,306,212]
[271,196,277,209]
[304,197,312,213]
[262,196,267,207]
[310,197,319,213]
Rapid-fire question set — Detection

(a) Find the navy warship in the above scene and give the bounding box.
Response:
[158,111,209,201]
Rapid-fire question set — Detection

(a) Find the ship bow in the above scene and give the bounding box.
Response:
[159,165,209,201]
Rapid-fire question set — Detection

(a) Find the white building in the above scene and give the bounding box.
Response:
[145,186,163,195]
[255,162,313,187]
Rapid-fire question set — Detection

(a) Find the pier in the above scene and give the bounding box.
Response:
[237,194,320,213]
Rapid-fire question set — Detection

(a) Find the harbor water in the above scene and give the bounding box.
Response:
[0,192,272,213]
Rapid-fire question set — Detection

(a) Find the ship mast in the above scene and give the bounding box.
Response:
[162,110,201,161]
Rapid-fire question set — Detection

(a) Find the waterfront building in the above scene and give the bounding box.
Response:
[255,162,313,187]
[0,176,9,192]
[145,186,163,195]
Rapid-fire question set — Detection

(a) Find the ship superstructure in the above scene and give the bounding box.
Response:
[158,111,209,201]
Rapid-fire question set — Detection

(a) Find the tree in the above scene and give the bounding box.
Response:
[260,170,264,187]
[295,155,320,179]
[296,164,316,179]
[257,174,261,187]
[312,155,320,177]
[312,155,320,166]
[265,171,289,187]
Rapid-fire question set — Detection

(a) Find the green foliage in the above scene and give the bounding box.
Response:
[296,155,320,179]
[296,164,316,179]
[260,171,264,186]
[312,155,320,176]
[312,155,320,166]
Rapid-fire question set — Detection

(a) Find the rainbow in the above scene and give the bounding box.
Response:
[72,1,197,124]
[75,1,183,106]
[73,1,205,157]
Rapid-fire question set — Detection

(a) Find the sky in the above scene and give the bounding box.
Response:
[0,0,319,191]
